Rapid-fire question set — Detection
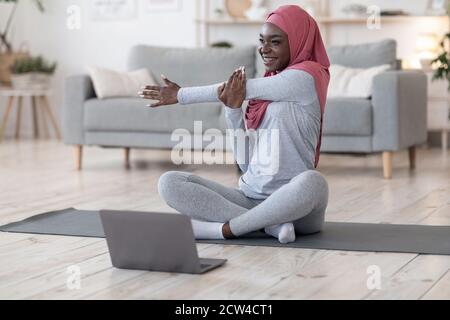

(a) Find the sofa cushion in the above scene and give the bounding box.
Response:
[88,66,156,99]
[84,98,227,133]
[323,98,372,136]
[328,64,391,98]
[127,45,257,87]
[327,39,397,70]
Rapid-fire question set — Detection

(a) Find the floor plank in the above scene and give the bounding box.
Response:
[364,255,450,300]
[0,140,449,299]
[421,269,450,300]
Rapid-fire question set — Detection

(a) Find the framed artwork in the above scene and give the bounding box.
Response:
[89,0,138,20]
[144,0,181,12]
[426,0,448,15]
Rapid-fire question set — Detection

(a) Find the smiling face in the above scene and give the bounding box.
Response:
[258,22,291,73]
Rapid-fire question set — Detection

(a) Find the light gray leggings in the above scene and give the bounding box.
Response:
[157,170,329,237]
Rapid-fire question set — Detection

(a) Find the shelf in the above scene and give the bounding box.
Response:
[194,0,449,47]
[195,15,449,25]
[319,15,449,24]
[195,18,263,25]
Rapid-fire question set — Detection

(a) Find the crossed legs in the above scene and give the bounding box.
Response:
[158,170,328,242]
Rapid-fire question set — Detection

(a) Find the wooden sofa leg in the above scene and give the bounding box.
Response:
[124,147,130,169]
[442,130,448,152]
[408,146,416,170]
[75,145,83,170]
[382,151,393,179]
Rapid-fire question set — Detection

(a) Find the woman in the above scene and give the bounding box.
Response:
[139,5,330,244]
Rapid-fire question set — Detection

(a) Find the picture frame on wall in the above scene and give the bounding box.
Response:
[426,0,448,15]
[144,0,181,12]
[89,0,138,21]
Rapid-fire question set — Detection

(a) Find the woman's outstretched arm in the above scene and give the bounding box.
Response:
[178,69,317,105]
[139,69,317,107]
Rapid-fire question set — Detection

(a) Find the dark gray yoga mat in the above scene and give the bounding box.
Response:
[1,208,450,255]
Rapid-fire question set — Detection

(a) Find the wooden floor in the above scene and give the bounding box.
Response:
[0,139,449,300]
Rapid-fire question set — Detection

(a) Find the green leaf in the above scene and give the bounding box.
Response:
[432,32,450,90]
[10,55,57,74]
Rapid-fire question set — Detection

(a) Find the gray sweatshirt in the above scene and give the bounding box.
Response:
[177,69,321,199]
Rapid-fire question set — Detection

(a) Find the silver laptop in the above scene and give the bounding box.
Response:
[99,210,227,274]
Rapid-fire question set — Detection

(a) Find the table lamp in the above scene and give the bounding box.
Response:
[416,33,439,70]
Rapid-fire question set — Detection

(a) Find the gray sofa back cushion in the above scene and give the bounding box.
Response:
[256,39,398,79]
[327,39,397,69]
[127,45,257,87]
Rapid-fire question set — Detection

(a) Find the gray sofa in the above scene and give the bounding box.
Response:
[322,40,427,178]
[62,39,427,179]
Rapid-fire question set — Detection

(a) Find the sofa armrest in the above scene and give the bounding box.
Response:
[372,70,427,151]
[62,74,96,145]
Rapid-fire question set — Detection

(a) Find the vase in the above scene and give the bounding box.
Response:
[244,0,268,21]
[0,51,29,85]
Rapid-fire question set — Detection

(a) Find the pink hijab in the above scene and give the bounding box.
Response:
[245,5,330,168]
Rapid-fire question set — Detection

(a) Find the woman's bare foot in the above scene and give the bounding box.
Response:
[222,222,237,239]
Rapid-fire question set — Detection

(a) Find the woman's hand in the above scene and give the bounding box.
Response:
[139,75,181,107]
[218,66,246,109]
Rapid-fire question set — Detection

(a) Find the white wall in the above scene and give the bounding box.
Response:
[0,0,447,139]
[1,0,197,138]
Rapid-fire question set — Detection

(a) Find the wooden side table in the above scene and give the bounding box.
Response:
[0,87,61,141]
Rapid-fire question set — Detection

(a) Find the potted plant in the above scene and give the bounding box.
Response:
[431,32,450,89]
[431,32,450,148]
[10,55,57,90]
[213,8,225,19]
[211,41,233,48]
[0,0,45,85]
